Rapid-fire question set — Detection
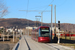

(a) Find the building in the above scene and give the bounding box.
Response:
[0,26,4,28]
[50,27,64,34]
[26,26,38,30]
[6,28,23,33]
[6,28,13,32]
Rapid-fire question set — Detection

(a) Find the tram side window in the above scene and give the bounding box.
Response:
[35,30,38,38]
[35,30,38,32]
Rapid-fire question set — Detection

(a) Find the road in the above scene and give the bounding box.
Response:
[15,35,74,50]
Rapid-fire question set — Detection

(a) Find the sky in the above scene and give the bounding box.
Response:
[2,0,75,24]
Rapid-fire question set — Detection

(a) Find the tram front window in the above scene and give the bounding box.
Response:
[40,28,50,37]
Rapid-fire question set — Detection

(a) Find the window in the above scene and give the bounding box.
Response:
[40,28,50,37]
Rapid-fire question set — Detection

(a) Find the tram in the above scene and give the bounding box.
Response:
[31,26,50,42]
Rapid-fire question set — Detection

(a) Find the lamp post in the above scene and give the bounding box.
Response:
[49,4,53,43]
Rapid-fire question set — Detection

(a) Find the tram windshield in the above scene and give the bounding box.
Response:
[40,27,50,37]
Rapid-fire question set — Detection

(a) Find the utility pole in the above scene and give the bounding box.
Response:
[35,16,41,27]
[35,12,43,26]
[7,30,10,40]
[72,25,73,33]
[41,12,43,26]
[16,26,18,39]
[13,27,15,42]
[3,28,4,41]
[39,12,43,26]
[49,4,53,43]
[54,5,56,35]
[27,21,29,36]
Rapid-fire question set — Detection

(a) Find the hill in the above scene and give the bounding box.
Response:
[0,18,75,32]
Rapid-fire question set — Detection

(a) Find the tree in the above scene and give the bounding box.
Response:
[0,0,8,18]
[0,28,3,34]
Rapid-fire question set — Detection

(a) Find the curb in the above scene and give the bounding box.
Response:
[12,37,21,50]
[12,42,19,50]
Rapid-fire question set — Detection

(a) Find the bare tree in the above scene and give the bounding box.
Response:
[0,0,8,18]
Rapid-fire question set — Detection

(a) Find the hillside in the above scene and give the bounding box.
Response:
[0,18,75,32]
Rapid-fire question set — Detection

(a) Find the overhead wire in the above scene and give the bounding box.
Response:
[42,0,54,12]
[26,0,29,17]
[57,0,67,7]
[29,5,49,10]
[26,0,29,26]
[25,0,54,16]
[27,0,54,11]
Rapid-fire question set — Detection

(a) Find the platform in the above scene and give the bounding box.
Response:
[13,35,74,50]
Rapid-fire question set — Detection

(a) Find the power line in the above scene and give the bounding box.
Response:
[43,0,54,12]
[25,0,54,11]
[49,0,54,4]
[26,0,29,17]
[28,5,49,10]
[19,10,50,12]
[27,0,29,12]
[57,0,67,7]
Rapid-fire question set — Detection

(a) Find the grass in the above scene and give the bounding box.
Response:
[0,37,19,44]
[0,37,19,50]
[60,43,75,49]
[52,35,75,49]
[59,36,75,49]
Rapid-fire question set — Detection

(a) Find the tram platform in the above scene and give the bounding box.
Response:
[13,35,74,50]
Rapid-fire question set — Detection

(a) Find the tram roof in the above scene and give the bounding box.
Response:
[38,26,49,29]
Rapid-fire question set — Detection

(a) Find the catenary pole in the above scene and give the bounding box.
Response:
[54,5,56,35]
[49,4,53,43]
[41,12,43,26]
[13,27,15,42]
